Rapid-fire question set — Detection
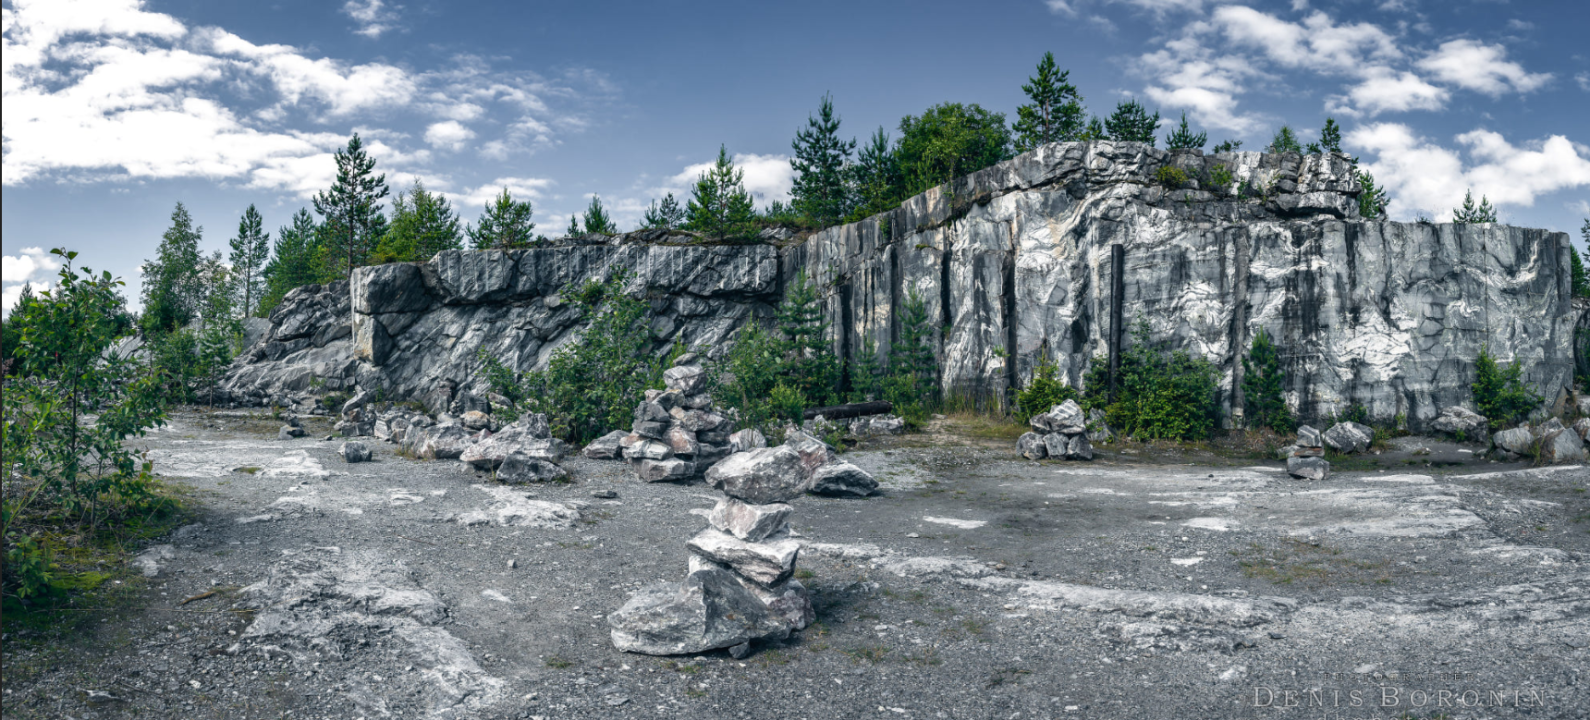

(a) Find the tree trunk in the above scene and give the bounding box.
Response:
[802,401,893,421]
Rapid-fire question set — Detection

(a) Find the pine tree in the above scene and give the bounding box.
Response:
[847,127,903,220]
[313,134,389,281]
[465,188,536,249]
[789,93,856,226]
[1576,219,1590,298]
[1320,118,1343,154]
[380,181,462,261]
[1357,170,1388,219]
[581,195,618,235]
[1452,189,1498,223]
[566,215,582,238]
[228,204,269,319]
[1079,117,1108,141]
[141,202,204,335]
[1163,111,1207,150]
[641,193,685,230]
[259,209,322,316]
[887,290,939,409]
[1211,139,1243,153]
[775,268,840,406]
[1103,100,1160,145]
[848,338,885,402]
[1241,328,1292,433]
[1013,51,1087,152]
[685,146,758,240]
[1266,126,1302,154]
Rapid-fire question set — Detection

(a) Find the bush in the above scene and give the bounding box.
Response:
[1154,166,1189,189]
[1241,328,1293,433]
[1207,164,1234,195]
[1085,319,1219,440]
[478,270,667,444]
[1016,357,1078,422]
[1472,345,1541,429]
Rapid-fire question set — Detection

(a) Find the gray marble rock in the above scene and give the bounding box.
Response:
[608,566,791,656]
[1539,427,1585,465]
[1574,418,1590,441]
[707,498,791,542]
[1031,400,1086,434]
[278,425,305,440]
[782,431,837,480]
[635,458,695,483]
[1286,455,1330,480]
[339,441,371,463]
[1492,426,1536,456]
[849,414,905,436]
[665,426,699,457]
[622,439,671,461]
[1295,425,1323,449]
[704,446,808,504]
[1062,433,1094,461]
[663,365,707,394]
[460,410,492,430]
[1085,409,1114,443]
[1017,431,1048,460]
[415,424,474,460]
[728,429,767,453]
[808,461,878,497]
[1042,432,1069,458]
[460,429,568,470]
[685,529,800,588]
[1430,406,1487,438]
[582,430,630,459]
[495,453,568,483]
[1323,422,1374,454]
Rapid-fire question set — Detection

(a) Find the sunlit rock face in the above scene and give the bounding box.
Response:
[219,142,1579,430]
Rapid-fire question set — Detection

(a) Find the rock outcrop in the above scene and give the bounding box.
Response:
[216,142,1580,431]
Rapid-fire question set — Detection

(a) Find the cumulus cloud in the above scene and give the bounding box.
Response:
[1346,124,1590,219]
[424,121,475,151]
[2,281,53,318]
[341,0,399,39]
[2,247,63,283]
[662,153,794,208]
[1417,39,1551,96]
[451,177,556,211]
[1333,69,1448,116]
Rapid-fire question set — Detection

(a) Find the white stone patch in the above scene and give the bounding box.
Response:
[133,544,175,577]
[798,541,888,561]
[144,439,310,478]
[1080,488,1121,495]
[262,451,331,479]
[922,516,986,529]
[1183,517,1236,532]
[1171,558,1204,566]
[963,576,1283,628]
[458,486,583,529]
[235,514,277,525]
[873,555,993,579]
[1282,487,1486,538]
[481,590,511,603]
[390,490,425,506]
[1359,474,1435,483]
[1467,545,1569,564]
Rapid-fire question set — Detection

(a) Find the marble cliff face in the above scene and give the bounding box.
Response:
[217,142,1580,430]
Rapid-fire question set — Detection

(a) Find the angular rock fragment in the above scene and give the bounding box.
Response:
[1286,455,1330,480]
[707,498,791,542]
[635,458,696,483]
[496,452,569,483]
[665,426,700,457]
[808,461,878,497]
[1042,432,1068,458]
[582,430,630,460]
[704,446,808,504]
[729,428,767,453]
[662,365,707,395]
[608,566,789,656]
[1492,426,1535,456]
[1323,422,1373,454]
[460,410,492,430]
[1063,433,1094,460]
[1539,427,1585,465]
[339,441,372,463]
[622,439,672,461]
[417,424,475,460]
[279,425,305,440]
[1574,418,1590,441]
[1430,406,1487,438]
[1295,425,1323,449]
[1017,431,1048,460]
[782,431,837,479]
[1031,399,1086,434]
[685,529,800,587]
[460,427,568,470]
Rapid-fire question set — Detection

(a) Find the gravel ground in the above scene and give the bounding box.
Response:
[3,409,1587,720]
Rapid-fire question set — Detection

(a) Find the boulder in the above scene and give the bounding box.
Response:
[662,365,708,395]
[782,431,837,480]
[665,426,700,457]
[707,498,791,542]
[460,430,568,470]
[729,429,767,453]
[1017,431,1047,460]
[1492,426,1535,456]
[1430,406,1487,438]
[685,529,801,587]
[1323,422,1373,454]
[1574,417,1590,441]
[339,441,371,463]
[1042,432,1068,458]
[278,425,305,440]
[622,439,672,461]
[704,446,809,504]
[747,577,814,631]
[608,566,791,656]
[1062,433,1094,461]
[416,424,474,460]
[635,458,696,482]
[849,414,906,436]
[1031,399,1086,434]
[808,461,878,497]
[582,430,630,459]
[1286,455,1330,480]
[1538,427,1585,465]
[496,452,569,483]
[1085,409,1114,443]
[633,420,670,439]
[334,419,373,437]
[1296,425,1323,449]
[460,410,492,430]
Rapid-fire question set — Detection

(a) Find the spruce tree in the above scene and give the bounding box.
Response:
[789,93,856,226]
[848,127,903,220]
[1079,117,1108,141]
[380,181,462,260]
[1103,100,1160,145]
[581,195,618,235]
[1357,170,1388,219]
[1013,52,1086,152]
[1320,118,1343,154]
[1452,189,1498,223]
[141,202,204,335]
[1163,112,1207,150]
[259,209,322,316]
[1241,328,1292,433]
[1211,139,1243,153]
[465,188,536,249]
[1576,219,1590,298]
[228,204,269,319]
[685,146,758,240]
[776,268,840,406]
[566,215,582,238]
[1266,126,1302,154]
[641,193,685,230]
[313,134,389,281]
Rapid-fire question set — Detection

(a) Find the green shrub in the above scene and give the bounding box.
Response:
[1241,327,1293,433]
[478,270,666,444]
[1207,164,1234,195]
[1085,319,1219,441]
[1472,344,1541,429]
[1154,166,1189,189]
[1016,357,1078,422]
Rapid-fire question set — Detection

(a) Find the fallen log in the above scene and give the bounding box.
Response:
[802,401,893,421]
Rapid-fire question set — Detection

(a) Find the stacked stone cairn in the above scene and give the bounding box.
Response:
[608,354,737,482]
[1282,425,1329,480]
[1017,399,1095,461]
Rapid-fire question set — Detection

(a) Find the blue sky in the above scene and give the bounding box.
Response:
[3,0,1588,313]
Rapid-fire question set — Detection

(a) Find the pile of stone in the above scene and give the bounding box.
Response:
[458,413,570,482]
[1017,400,1095,461]
[1493,418,1586,464]
[1282,425,1329,480]
[276,412,306,440]
[612,354,737,482]
[609,442,818,657]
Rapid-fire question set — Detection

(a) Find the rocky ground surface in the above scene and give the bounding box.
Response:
[4,410,1587,720]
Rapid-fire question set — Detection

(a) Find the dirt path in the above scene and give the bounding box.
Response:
[4,410,1587,719]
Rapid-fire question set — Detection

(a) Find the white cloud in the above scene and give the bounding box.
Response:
[663,153,794,208]
[1417,39,1551,96]
[1333,68,1448,116]
[452,178,556,211]
[1214,8,1400,73]
[1347,124,1590,219]
[1044,0,1077,16]
[1,247,62,283]
[1578,73,1590,92]
[424,121,475,151]
[1568,199,1590,216]
[1,281,53,318]
[341,0,398,39]
[1137,33,1265,133]
[1116,0,1203,16]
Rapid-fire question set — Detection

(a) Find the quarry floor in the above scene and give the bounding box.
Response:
[4,410,1588,720]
